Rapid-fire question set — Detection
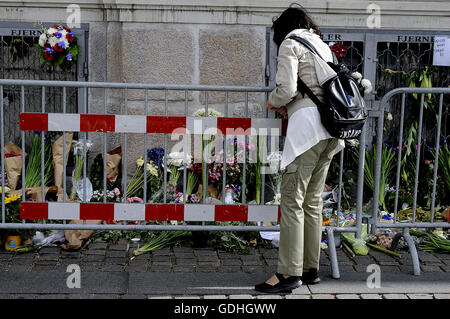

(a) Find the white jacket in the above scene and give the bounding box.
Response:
[268,28,337,118]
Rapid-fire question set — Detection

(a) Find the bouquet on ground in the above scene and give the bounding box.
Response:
[35,23,80,67]
[70,139,93,200]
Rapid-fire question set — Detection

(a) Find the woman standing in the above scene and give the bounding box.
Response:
[255,4,345,293]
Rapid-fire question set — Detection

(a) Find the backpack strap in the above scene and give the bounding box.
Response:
[287,35,326,108]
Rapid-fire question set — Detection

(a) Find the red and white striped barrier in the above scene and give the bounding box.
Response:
[20,113,288,136]
[20,202,281,222]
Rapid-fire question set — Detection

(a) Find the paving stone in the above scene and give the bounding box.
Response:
[121,294,147,299]
[197,255,219,262]
[173,296,201,299]
[440,265,450,272]
[219,253,241,259]
[242,266,264,273]
[149,264,172,272]
[173,247,194,253]
[335,294,360,299]
[152,256,172,263]
[311,294,335,299]
[126,265,148,272]
[85,249,106,256]
[255,294,282,299]
[174,252,195,259]
[337,264,355,272]
[6,265,30,272]
[352,256,373,265]
[106,251,127,258]
[173,266,196,272]
[108,244,128,251]
[151,262,172,267]
[229,294,253,299]
[34,260,58,267]
[89,242,108,250]
[30,265,55,271]
[0,294,12,299]
[152,248,172,256]
[285,294,311,299]
[176,258,196,265]
[196,265,217,272]
[407,294,434,299]
[101,264,124,272]
[90,294,121,299]
[220,259,241,266]
[104,258,127,265]
[198,261,219,267]
[421,265,443,272]
[83,255,105,262]
[194,250,217,257]
[418,252,441,263]
[383,294,408,299]
[10,294,36,299]
[217,266,241,272]
[147,295,173,299]
[264,259,278,266]
[360,294,383,299]
[433,294,450,299]
[379,265,401,272]
[379,261,400,266]
[38,247,61,254]
[203,295,227,299]
[35,294,67,299]
[36,254,60,261]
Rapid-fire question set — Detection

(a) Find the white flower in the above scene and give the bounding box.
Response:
[48,36,58,48]
[193,108,222,117]
[386,112,393,121]
[38,33,47,47]
[360,79,373,95]
[351,72,363,83]
[167,152,192,167]
[136,157,144,167]
[267,151,282,174]
[47,28,57,36]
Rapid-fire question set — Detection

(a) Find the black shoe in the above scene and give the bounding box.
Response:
[255,273,302,294]
[300,269,320,285]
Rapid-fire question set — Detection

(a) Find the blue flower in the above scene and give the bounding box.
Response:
[147,147,165,166]
[58,41,67,49]
[54,32,62,39]
[66,53,73,61]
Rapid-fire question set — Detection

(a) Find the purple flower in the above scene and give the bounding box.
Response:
[66,53,73,61]
[54,32,63,39]
[58,41,67,49]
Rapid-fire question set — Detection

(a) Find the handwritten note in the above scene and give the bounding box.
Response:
[433,36,450,66]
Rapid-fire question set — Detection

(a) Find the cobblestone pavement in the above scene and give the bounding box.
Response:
[0,240,449,299]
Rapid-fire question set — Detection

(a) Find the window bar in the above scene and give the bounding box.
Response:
[62,87,67,224]
[202,91,208,204]
[1,85,5,224]
[393,93,406,221]
[412,94,425,223]
[163,89,168,208]
[183,89,188,204]
[41,86,46,224]
[337,150,344,215]
[222,92,228,204]
[202,91,209,227]
[103,88,108,204]
[430,94,444,223]
[21,86,26,224]
[122,88,128,204]
[242,92,248,204]
[143,88,148,204]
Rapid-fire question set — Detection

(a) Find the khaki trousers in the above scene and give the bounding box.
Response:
[277,138,339,276]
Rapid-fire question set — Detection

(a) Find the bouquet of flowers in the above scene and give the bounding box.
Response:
[329,43,347,59]
[125,156,160,199]
[35,23,80,67]
[70,139,93,200]
[25,132,54,188]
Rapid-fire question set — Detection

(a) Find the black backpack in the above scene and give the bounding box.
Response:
[288,36,367,140]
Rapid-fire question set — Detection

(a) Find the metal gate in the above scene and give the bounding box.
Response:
[0,22,88,146]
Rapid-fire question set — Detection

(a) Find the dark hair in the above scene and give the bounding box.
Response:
[272,4,321,47]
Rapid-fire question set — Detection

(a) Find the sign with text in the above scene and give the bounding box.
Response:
[433,36,450,66]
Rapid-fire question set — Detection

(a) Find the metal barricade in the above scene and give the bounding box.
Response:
[0,78,388,279]
[370,87,450,276]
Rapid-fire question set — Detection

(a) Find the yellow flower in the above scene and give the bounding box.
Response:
[0,186,11,194]
[4,194,21,205]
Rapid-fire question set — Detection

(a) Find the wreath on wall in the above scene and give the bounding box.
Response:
[35,23,80,68]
